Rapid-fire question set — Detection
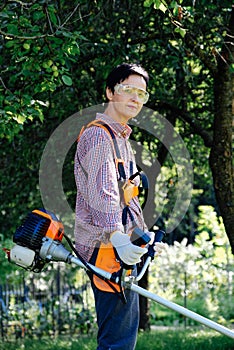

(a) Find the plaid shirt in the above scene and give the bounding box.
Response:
[74,113,147,261]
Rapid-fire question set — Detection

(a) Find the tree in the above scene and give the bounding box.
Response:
[145,0,234,253]
[210,9,234,253]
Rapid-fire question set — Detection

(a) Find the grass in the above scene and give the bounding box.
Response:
[0,328,233,350]
[136,328,234,350]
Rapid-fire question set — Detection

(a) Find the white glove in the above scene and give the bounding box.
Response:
[153,242,166,257]
[110,231,147,265]
[146,231,166,257]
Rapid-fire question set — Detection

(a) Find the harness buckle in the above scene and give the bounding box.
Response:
[122,179,139,206]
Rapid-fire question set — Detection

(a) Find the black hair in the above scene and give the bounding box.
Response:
[106,63,149,93]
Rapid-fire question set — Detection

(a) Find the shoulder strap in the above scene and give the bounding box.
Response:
[78,120,126,181]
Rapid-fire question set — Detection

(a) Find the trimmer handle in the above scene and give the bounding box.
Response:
[147,229,165,260]
[130,227,151,247]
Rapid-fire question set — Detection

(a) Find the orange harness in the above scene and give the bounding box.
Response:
[77,120,148,293]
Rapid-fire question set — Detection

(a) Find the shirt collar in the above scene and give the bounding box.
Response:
[96,113,132,139]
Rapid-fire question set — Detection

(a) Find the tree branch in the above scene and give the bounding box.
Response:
[0,76,13,93]
[58,2,81,30]
[44,4,54,34]
[0,2,83,40]
[7,0,37,7]
[0,0,8,11]
[184,32,218,77]
[0,28,52,39]
[157,101,213,148]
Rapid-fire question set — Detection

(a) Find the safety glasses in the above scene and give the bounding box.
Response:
[114,84,149,104]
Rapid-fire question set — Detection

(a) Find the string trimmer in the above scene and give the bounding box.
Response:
[4,208,234,339]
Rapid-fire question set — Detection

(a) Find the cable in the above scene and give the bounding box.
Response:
[63,234,127,303]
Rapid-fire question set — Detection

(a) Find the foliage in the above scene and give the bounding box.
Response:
[0,264,96,340]
[149,206,234,326]
[0,0,83,140]
[0,236,18,281]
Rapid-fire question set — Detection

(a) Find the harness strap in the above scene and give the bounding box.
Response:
[94,121,127,181]
[78,120,126,181]
[78,120,149,218]
[129,170,149,210]
[77,119,149,295]
[122,206,135,226]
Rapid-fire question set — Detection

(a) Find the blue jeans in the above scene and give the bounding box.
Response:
[92,283,140,350]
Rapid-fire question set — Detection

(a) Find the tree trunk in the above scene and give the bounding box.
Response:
[209,6,234,253]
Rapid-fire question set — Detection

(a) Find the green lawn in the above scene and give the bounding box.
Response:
[0,328,233,350]
[136,328,234,350]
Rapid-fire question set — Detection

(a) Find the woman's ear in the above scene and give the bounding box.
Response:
[106,87,113,101]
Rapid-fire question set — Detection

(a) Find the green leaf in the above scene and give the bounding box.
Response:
[175,27,187,38]
[48,5,58,25]
[5,40,15,48]
[158,2,167,13]
[150,0,168,12]
[229,63,234,73]
[144,0,154,7]
[7,24,19,34]
[66,42,80,56]
[57,30,73,38]
[15,114,27,124]
[0,12,9,18]
[62,75,73,86]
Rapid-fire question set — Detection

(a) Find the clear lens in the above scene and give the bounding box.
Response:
[114,84,149,104]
